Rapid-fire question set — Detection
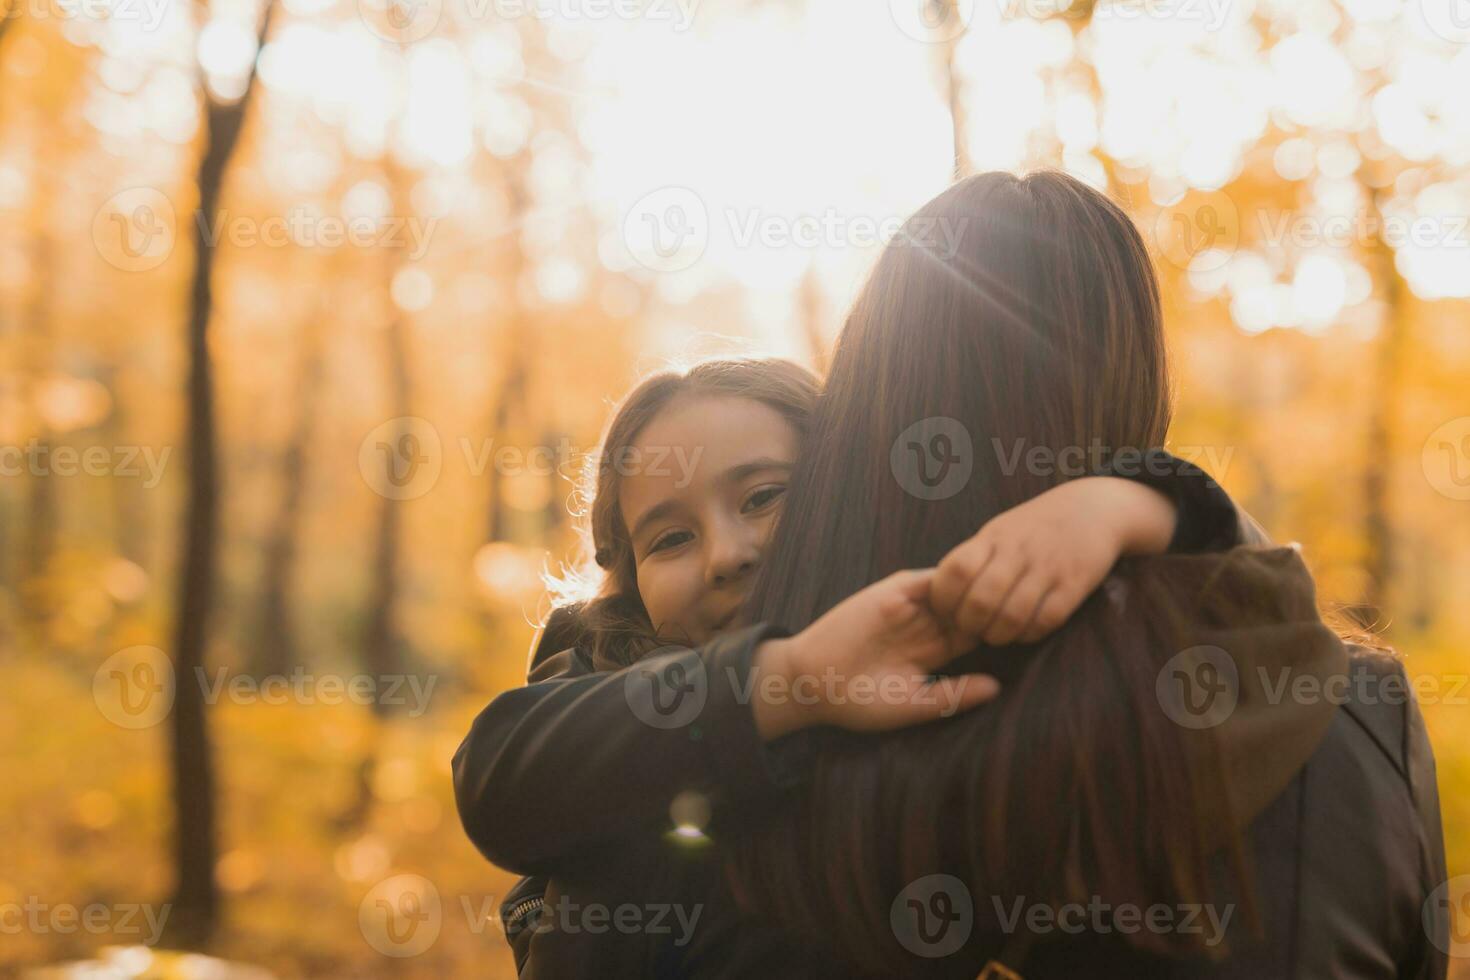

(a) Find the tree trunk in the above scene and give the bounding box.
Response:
[23,194,56,597]
[99,362,147,567]
[932,0,971,179]
[487,167,531,544]
[798,262,828,374]
[23,436,55,583]
[1360,184,1404,625]
[342,168,417,829]
[164,0,276,945]
[252,281,329,677]
[361,352,407,706]
[1068,4,1123,199]
[487,352,528,543]
[361,162,414,713]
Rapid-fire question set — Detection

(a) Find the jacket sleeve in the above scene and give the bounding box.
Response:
[494,608,590,976]
[1403,663,1451,980]
[1097,448,1270,552]
[453,622,799,876]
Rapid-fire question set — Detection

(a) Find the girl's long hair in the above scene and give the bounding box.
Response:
[728,172,1265,972]
[549,358,818,670]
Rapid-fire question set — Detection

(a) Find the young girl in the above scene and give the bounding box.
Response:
[451,357,1246,972]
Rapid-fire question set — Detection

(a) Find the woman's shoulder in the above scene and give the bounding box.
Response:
[1336,645,1437,793]
[1285,643,1449,978]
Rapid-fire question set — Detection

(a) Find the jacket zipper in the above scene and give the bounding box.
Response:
[506,895,545,935]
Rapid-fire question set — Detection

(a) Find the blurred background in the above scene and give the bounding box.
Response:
[1,0,1468,975]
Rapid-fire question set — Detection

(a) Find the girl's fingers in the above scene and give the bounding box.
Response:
[880,674,999,727]
[982,573,1049,647]
[1017,587,1074,643]
[835,673,1000,731]
[932,539,994,623]
[885,567,937,603]
[870,569,931,626]
[945,624,984,660]
[897,567,938,599]
[919,674,1000,718]
[1006,583,1056,645]
[923,633,960,666]
[954,553,1025,636]
[893,613,963,671]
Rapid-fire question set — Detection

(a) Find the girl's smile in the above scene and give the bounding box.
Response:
[618,391,800,647]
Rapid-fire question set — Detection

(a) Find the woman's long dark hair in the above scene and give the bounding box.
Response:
[727,172,1261,972]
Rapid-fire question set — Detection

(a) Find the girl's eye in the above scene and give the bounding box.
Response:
[648,529,693,555]
[742,484,787,513]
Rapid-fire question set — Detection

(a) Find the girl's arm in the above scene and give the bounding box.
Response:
[453,569,995,877]
[931,450,1266,647]
[492,606,595,972]
[455,630,773,875]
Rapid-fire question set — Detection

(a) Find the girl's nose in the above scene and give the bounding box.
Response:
[706,528,760,587]
[709,556,755,588]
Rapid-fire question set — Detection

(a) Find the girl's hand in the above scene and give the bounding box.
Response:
[929,476,1177,648]
[752,569,999,739]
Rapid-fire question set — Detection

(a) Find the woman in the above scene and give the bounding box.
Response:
[511,171,1447,978]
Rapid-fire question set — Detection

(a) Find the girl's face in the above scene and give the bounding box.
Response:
[618,392,799,647]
